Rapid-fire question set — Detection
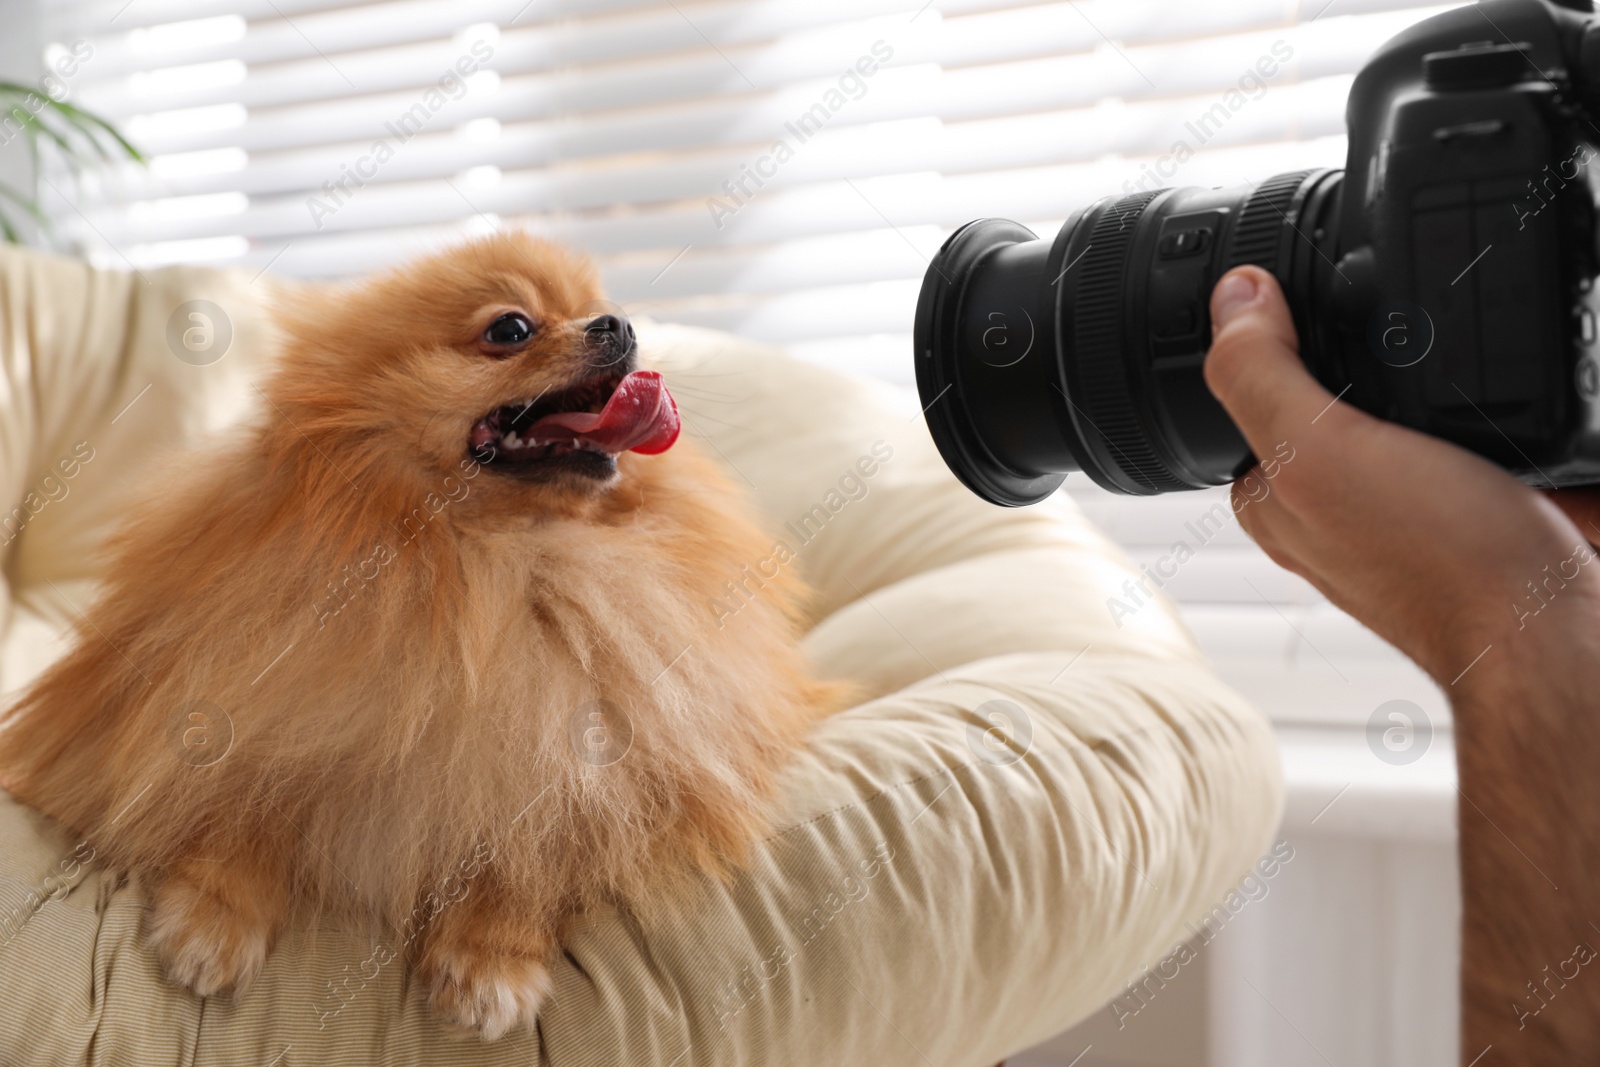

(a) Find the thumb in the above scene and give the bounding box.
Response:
[1204,266,1338,459]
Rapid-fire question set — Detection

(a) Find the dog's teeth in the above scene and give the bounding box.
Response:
[503,432,523,449]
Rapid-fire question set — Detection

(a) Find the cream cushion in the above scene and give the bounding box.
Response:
[0,245,1281,1066]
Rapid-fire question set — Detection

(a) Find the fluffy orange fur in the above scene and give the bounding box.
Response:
[0,233,845,1038]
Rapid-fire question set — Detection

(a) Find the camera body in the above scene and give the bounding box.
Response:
[915,0,1600,503]
[1330,0,1600,484]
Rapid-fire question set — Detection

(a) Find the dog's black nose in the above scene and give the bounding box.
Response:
[585,314,635,357]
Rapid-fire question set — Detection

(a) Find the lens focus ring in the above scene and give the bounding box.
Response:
[1223,170,1314,276]
[1070,190,1192,493]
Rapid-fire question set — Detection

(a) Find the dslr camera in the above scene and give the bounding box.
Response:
[915,0,1600,503]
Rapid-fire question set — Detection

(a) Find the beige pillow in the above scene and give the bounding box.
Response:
[0,245,1281,1065]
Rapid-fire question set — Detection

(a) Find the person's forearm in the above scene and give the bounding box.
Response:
[1200,268,1600,1063]
[1457,632,1600,1063]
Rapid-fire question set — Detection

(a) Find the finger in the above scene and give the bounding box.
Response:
[1230,479,1273,549]
[1231,477,1308,580]
[1204,266,1346,461]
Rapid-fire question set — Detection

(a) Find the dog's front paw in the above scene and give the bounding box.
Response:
[419,943,552,1041]
[147,868,283,998]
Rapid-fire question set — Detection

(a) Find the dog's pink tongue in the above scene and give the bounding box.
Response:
[526,370,681,455]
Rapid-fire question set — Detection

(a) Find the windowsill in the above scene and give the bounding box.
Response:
[1197,631,1458,842]
[1202,649,1451,731]
[1275,722,1457,842]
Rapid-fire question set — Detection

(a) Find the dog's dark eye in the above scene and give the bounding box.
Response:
[484,313,535,348]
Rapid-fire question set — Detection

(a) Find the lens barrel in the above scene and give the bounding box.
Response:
[914,169,1343,503]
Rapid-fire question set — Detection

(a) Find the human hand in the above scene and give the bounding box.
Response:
[1205,265,1600,1063]
[1202,265,1600,695]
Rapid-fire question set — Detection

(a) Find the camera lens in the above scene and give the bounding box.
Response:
[914,169,1343,503]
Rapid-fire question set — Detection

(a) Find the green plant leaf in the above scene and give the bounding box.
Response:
[0,182,50,224]
[50,99,145,163]
[0,81,141,245]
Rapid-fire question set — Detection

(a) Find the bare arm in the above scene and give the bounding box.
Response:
[1205,267,1600,1064]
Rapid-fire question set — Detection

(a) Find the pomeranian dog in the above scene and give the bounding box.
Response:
[0,233,845,1039]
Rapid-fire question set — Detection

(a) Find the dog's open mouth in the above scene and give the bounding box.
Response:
[469,369,681,473]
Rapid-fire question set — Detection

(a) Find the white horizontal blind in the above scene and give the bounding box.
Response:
[40,0,1454,379]
[37,0,1455,724]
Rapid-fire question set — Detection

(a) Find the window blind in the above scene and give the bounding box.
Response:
[37,0,1458,725]
[44,0,1454,376]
